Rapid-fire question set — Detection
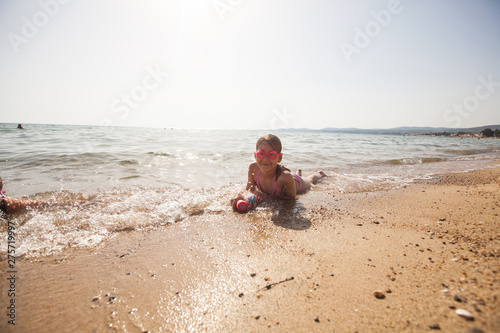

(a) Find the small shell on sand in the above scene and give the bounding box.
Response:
[456,309,474,321]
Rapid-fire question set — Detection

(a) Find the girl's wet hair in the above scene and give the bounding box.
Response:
[256,134,282,153]
[256,134,290,178]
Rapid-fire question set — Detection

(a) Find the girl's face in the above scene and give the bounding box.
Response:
[255,142,282,174]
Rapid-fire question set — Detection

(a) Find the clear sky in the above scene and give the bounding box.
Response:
[1,0,499,130]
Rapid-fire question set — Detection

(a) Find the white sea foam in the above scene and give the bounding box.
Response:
[1,185,239,258]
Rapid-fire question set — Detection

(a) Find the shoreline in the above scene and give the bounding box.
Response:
[1,166,499,332]
[410,134,500,140]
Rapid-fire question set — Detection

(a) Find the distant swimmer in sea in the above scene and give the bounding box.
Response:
[0,176,86,215]
[230,134,326,212]
[17,124,24,129]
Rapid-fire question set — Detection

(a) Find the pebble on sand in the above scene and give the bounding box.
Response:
[456,309,474,321]
[429,323,441,330]
[373,291,385,299]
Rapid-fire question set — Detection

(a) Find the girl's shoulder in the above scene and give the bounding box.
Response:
[248,162,259,171]
[248,163,259,178]
[277,169,294,183]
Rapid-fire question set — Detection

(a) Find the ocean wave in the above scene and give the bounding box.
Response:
[146,151,175,157]
[118,159,139,166]
[11,152,115,169]
[0,185,238,259]
[444,149,481,156]
[383,152,499,166]
[385,157,447,165]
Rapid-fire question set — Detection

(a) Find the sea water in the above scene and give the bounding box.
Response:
[1,123,499,257]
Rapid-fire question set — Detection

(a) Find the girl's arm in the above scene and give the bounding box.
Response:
[2,197,85,215]
[230,165,257,211]
[229,164,266,211]
[2,197,47,214]
[280,172,297,200]
[246,163,257,191]
[246,164,270,200]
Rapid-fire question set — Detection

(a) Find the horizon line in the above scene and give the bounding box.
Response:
[1,122,499,132]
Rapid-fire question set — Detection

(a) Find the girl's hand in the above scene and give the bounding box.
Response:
[252,189,268,201]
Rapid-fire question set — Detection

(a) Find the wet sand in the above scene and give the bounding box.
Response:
[2,166,499,332]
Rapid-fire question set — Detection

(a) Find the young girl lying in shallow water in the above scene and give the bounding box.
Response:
[0,176,85,215]
[231,134,326,211]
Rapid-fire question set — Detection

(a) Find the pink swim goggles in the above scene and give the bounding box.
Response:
[254,150,282,160]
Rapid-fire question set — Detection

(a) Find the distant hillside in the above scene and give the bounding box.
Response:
[281,124,500,135]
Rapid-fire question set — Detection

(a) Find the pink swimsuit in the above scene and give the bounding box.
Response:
[256,169,302,197]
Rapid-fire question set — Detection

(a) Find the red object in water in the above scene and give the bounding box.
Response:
[236,199,248,212]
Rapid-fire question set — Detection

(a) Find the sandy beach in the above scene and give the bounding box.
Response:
[2,166,499,332]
